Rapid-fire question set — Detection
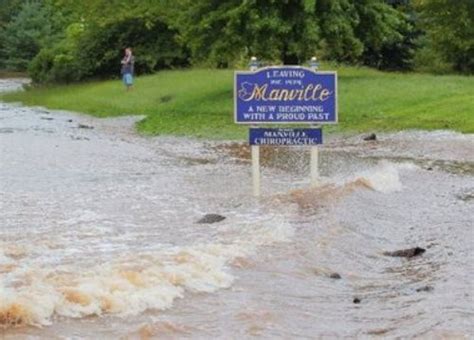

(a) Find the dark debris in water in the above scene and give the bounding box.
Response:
[329,273,342,279]
[363,133,377,141]
[180,156,216,166]
[196,214,226,224]
[367,328,395,336]
[70,135,90,141]
[77,124,94,129]
[353,297,361,304]
[416,285,434,292]
[383,247,426,258]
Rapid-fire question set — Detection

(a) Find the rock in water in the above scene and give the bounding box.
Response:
[383,247,426,258]
[353,297,361,304]
[416,285,434,292]
[329,273,342,279]
[196,214,226,224]
[78,124,94,129]
[363,133,377,141]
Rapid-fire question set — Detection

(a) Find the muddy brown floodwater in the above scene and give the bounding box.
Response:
[0,79,473,339]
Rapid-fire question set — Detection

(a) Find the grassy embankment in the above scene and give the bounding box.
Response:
[1,66,473,139]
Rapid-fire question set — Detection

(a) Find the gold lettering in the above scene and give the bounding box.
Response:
[320,89,332,101]
[250,84,267,101]
[288,90,300,100]
[304,84,314,100]
[243,83,332,102]
[278,89,289,101]
[269,89,280,100]
[311,84,323,100]
[298,89,305,100]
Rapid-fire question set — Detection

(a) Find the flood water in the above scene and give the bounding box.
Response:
[1,79,473,339]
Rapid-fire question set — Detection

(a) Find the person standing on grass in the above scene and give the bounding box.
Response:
[121,47,135,91]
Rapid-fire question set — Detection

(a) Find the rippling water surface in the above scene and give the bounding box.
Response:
[1,79,473,338]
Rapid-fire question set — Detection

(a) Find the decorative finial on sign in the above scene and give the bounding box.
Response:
[310,56,319,71]
[250,56,259,71]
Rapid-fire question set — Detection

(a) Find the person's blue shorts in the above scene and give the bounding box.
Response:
[123,73,133,86]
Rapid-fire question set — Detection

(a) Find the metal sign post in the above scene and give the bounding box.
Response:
[249,57,261,196]
[251,142,261,197]
[310,57,320,187]
[310,146,319,187]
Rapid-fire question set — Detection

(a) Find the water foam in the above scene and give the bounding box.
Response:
[345,161,415,193]
[0,219,294,329]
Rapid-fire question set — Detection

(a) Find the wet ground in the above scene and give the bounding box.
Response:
[1,79,473,339]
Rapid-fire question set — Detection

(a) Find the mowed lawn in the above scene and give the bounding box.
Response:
[2,66,473,139]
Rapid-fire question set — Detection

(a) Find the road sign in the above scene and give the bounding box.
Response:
[235,66,337,124]
[249,128,322,146]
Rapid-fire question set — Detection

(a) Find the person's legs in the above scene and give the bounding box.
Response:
[126,73,133,91]
[123,73,133,91]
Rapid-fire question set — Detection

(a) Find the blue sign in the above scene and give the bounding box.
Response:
[235,67,337,124]
[249,128,322,146]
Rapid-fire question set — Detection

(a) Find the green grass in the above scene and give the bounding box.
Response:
[2,66,473,139]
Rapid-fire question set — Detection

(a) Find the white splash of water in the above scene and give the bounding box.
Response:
[346,161,417,193]
[0,218,295,328]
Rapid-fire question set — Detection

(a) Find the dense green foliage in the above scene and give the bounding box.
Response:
[414,0,474,74]
[174,0,319,66]
[0,0,472,81]
[1,0,188,82]
[316,0,363,63]
[315,0,416,70]
[3,67,473,138]
[29,18,187,83]
[0,1,65,70]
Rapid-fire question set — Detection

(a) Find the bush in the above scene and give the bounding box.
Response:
[413,38,453,74]
[29,48,89,83]
[29,23,89,83]
[28,17,188,83]
[75,18,188,77]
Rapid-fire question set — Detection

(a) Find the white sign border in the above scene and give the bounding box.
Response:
[234,65,338,125]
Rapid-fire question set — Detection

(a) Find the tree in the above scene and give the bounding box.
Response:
[315,0,363,63]
[414,0,474,74]
[0,1,64,71]
[0,0,23,68]
[315,0,415,70]
[0,0,23,27]
[355,0,415,70]
[174,0,319,67]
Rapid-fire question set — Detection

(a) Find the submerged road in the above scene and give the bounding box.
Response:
[1,79,473,338]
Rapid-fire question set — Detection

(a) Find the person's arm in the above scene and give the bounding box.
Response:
[121,54,130,64]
